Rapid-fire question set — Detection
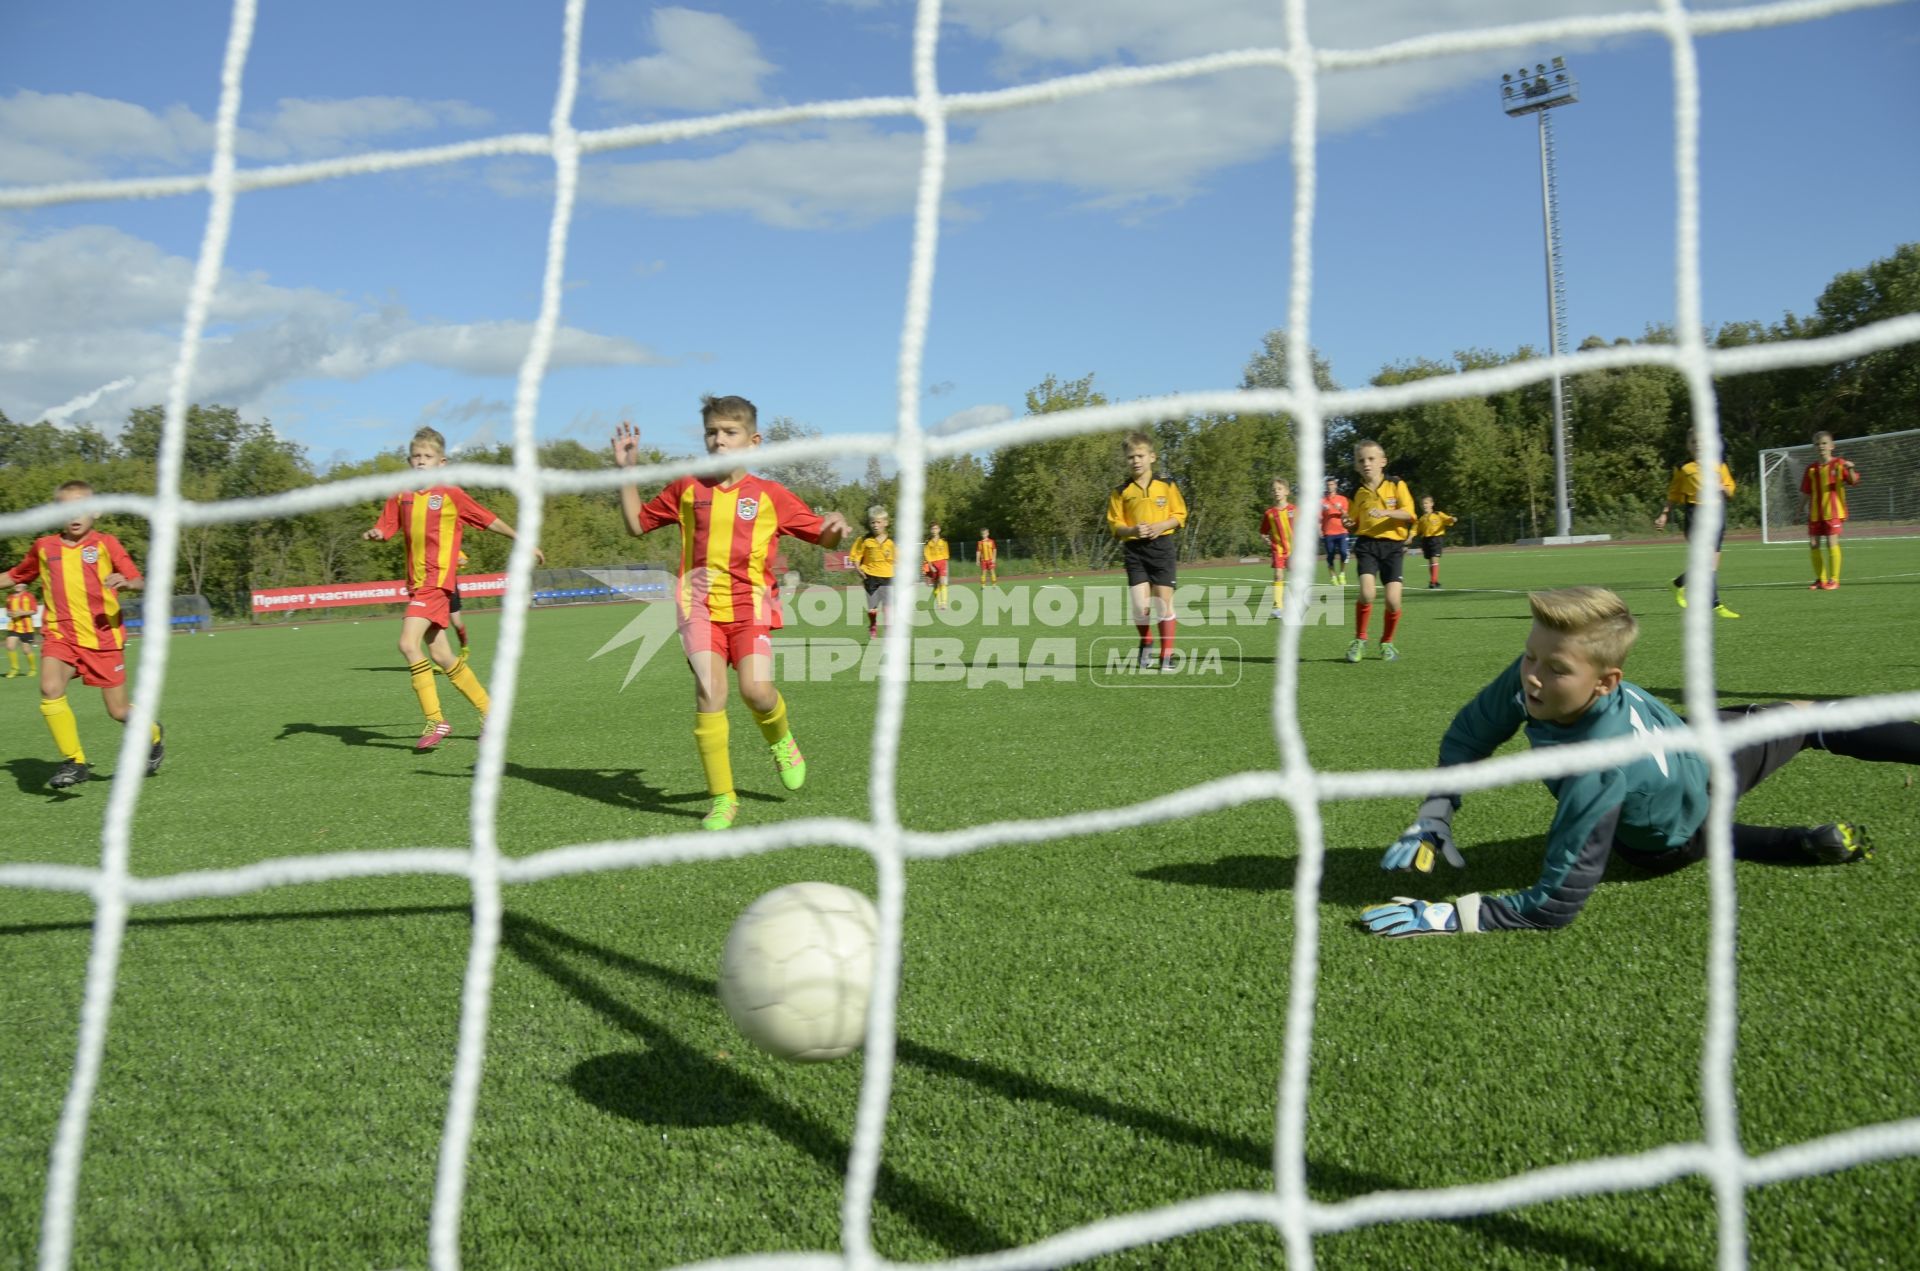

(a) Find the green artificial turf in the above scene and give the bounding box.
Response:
[1,538,1916,1268]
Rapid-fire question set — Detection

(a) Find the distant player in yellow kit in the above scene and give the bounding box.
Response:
[922,522,951,609]
[1413,496,1457,590]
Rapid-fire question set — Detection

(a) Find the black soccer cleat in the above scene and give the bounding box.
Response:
[48,761,91,790]
[1804,821,1872,865]
[147,723,165,777]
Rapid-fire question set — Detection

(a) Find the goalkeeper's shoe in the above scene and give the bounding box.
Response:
[1804,821,1872,865]
[416,720,454,751]
[1360,897,1459,937]
[1345,639,1366,663]
[702,792,741,831]
[1672,582,1687,609]
[770,735,807,791]
[147,723,165,777]
[47,761,91,790]
[1713,602,1741,619]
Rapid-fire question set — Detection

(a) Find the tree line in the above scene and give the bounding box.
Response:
[2,243,1912,614]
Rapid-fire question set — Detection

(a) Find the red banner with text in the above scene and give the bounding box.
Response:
[250,574,509,615]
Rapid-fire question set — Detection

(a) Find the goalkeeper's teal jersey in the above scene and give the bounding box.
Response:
[1437,658,1710,928]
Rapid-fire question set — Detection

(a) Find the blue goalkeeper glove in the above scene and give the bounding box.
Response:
[1381,817,1464,873]
[1360,897,1459,937]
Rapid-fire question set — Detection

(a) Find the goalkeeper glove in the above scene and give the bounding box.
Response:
[1381,817,1464,873]
[1360,897,1459,937]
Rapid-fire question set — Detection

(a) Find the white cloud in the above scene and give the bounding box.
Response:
[0,224,669,428]
[932,403,1015,435]
[588,9,777,113]
[0,88,493,184]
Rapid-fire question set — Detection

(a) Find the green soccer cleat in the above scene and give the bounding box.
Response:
[1803,822,1872,865]
[1713,602,1741,619]
[771,735,807,791]
[48,760,91,790]
[703,792,741,831]
[1345,639,1366,663]
[1672,582,1687,609]
[1380,642,1400,662]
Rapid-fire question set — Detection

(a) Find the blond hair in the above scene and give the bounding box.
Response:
[410,427,447,457]
[867,505,889,522]
[1528,586,1639,670]
[55,479,93,499]
[701,394,758,427]
[1122,431,1155,453]
[1353,438,1385,459]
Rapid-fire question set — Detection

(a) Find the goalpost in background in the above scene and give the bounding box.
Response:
[4,1,1920,1270]
[1758,427,1920,543]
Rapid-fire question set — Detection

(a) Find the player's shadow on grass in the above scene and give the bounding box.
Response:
[0,902,469,939]
[1137,838,1550,907]
[275,721,419,749]
[4,756,78,797]
[350,666,415,672]
[505,912,1688,1269]
[421,763,773,819]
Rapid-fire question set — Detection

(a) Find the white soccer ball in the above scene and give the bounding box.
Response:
[718,882,878,1063]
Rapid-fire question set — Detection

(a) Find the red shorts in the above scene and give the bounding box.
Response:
[925,560,948,581]
[43,638,127,688]
[680,616,773,667]
[1807,519,1845,538]
[405,586,456,628]
[1270,546,1289,569]
[980,559,995,572]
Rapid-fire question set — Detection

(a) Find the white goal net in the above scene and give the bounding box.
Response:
[4,1,1920,1269]
[1758,427,1920,543]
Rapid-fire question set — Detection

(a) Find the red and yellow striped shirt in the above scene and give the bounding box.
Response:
[978,536,996,565]
[1800,457,1859,522]
[8,588,39,634]
[1260,504,1295,555]
[372,486,495,591]
[635,473,829,626]
[8,532,142,650]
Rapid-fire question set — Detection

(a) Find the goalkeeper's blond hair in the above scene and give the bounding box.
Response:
[1528,586,1639,671]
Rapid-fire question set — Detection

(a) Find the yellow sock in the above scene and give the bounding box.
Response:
[40,696,85,763]
[751,693,790,746]
[409,659,444,724]
[1811,545,1827,583]
[6,649,15,674]
[150,722,161,745]
[26,647,36,671]
[694,710,733,796]
[1829,541,1842,582]
[1273,580,1285,606]
[445,655,490,714]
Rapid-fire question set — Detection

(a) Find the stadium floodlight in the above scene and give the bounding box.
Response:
[1500,55,1580,538]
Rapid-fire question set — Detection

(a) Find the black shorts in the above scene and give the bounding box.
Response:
[1352,536,1406,584]
[1122,536,1178,587]
[1420,536,1446,559]
[861,575,893,605]
[1680,506,1726,550]
[448,589,464,614]
[8,630,32,644]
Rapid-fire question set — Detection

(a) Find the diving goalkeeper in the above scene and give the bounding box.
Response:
[1361,586,1916,936]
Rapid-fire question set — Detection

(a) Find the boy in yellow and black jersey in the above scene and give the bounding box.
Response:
[1106,431,1187,669]
[1344,439,1415,662]
[1413,496,1457,589]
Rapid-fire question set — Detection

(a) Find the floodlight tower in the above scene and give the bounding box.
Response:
[1500,57,1579,539]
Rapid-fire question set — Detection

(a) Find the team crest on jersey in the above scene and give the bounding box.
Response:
[1154,497,1167,508]
[81,545,99,564]
[427,494,444,511]
[737,497,759,521]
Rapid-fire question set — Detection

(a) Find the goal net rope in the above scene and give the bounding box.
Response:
[3,1,1920,1268]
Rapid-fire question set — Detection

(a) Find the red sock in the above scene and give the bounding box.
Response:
[1158,618,1176,657]
[1429,563,1439,584]
[1383,608,1402,643]
[1136,622,1152,647]
[1355,602,1372,641]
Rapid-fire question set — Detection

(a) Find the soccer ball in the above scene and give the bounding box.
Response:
[718,882,878,1062]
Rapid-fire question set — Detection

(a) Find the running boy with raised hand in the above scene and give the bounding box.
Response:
[1344,439,1415,662]
[612,397,851,831]
[1320,477,1350,586]
[6,583,39,679]
[7,481,164,789]
[1259,478,1296,617]
[1413,496,1457,590]
[1654,439,1740,618]
[848,507,896,640]
[1801,430,1860,590]
[364,426,542,751]
[1361,586,1910,936]
[1107,431,1188,669]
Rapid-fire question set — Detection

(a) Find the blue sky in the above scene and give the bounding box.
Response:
[3,0,1916,473]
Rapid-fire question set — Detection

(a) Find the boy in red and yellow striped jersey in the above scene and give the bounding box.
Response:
[6,583,39,679]
[1801,431,1860,590]
[1344,439,1415,662]
[1413,496,1457,589]
[923,522,951,609]
[612,397,851,831]
[978,529,997,584]
[1258,478,1295,616]
[363,427,543,751]
[7,481,164,789]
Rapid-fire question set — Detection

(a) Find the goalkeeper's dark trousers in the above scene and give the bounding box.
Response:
[1625,705,1920,869]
